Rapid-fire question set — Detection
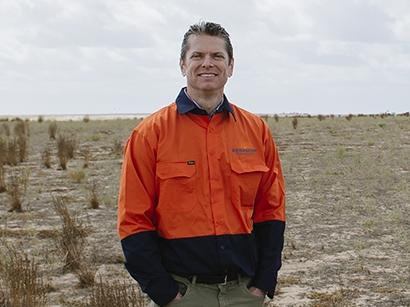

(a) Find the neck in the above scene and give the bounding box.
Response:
[186,88,224,113]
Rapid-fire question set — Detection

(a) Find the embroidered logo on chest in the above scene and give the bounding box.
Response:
[231,147,257,155]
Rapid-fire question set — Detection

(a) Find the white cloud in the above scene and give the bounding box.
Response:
[0,0,409,115]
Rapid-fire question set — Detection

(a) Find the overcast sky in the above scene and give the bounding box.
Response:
[1,0,409,116]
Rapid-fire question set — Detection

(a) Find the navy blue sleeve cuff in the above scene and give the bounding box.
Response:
[250,220,285,298]
[121,231,179,306]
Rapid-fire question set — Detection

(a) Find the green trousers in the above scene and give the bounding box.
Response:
[149,275,265,307]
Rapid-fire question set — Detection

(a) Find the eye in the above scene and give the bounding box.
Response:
[190,53,201,59]
[214,54,225,60]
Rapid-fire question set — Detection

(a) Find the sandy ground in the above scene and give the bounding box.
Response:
[0,114,409,306]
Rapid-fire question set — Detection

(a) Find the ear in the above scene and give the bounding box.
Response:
[180,59,186,76]
[228,58,234,77]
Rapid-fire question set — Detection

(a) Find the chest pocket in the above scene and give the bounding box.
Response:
[230,159,269,207]
[156,162,196,212]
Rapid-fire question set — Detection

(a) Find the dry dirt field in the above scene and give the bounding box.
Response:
[0,114,409,306]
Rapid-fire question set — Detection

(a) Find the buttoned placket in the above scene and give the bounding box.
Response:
[205,116,232,270]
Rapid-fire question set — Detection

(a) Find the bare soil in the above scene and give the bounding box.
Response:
[0,115,409,306]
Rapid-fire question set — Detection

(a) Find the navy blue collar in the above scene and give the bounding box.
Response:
[176,87,233,115]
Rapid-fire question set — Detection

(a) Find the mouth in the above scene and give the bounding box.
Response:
[198,73,218,77]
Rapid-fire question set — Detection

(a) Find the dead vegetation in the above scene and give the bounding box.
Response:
[0,115,408,306]
[0,163,6,193]
[68,169,86,183]
[88,181,99,209]
[48,121,58,139]
[81,147,91,168]
[307,288,359,307]
[56,134,77,170]
[2,123,10,136]
[6,168,30,212]
[52,196,95,287]
[292,117,298,129]
[7,138,19,166]
[82,277,147,307]
[42,147,52,168]
[112,139,124,156]
[0,244,48,307]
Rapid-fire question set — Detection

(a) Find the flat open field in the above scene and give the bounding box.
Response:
[0,114,409,306]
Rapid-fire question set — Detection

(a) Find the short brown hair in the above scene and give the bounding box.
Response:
[180,21,233,62]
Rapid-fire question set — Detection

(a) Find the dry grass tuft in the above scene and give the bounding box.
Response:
[292,117,298,129]
[7,138,18,166]
[0,163,6,193]
[81,147,91,168]
[17,134,28,163]
[56,134,77,170]
[346,114,353,121]
[84,277,147,307]
[6,168,30,212]
[66,138,77,160]
[88,181,99,209]
[308,288,358,307]
[112,139,124,156]
[2,123,10,136]
[0,244,48,307]
[52,195,87,271]
[278,275,301,286]
[48,121,58,139]
[42,147,52,168]
[68,169,86,183]
[83,115,90,123]
[13,120,28,137]
[0,138,6,164]
[52,196,95,286]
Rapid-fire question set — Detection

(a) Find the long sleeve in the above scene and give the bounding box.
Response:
[118,130,179,306]
[250,122,286,298]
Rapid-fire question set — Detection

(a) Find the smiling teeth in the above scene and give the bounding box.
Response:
[200,74,216,76]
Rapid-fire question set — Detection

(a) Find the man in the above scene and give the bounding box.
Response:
[118,21,285,307]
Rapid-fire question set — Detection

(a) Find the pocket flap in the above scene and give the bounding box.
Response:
[156,162,196,179]
[230,159,269,174]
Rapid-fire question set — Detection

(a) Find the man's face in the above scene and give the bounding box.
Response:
[180,34,234,95]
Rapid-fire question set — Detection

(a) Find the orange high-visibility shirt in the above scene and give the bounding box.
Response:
[118,103,285,240]
[118,91,285,304]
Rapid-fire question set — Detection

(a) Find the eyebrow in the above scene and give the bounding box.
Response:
[190,51,225,56]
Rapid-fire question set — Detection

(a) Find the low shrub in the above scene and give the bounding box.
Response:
[112,139,124,156]
[88,181,99,209]
[42,148,52,169]
[56,134,77,170]
[84,278,147,307]
[0,163,6,193]
[2,123,10,136]
[69,169,86,183]
[6,168,30,212]
[48,122,58,140]
[292,117,298,130]
[0,244,48,307]
[17,135,28,163]
[81,147,91,168]
[52,196,94,286]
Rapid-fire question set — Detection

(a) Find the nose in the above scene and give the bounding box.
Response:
[201,54,214,68]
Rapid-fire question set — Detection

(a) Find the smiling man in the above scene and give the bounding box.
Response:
[118,21,286,307]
